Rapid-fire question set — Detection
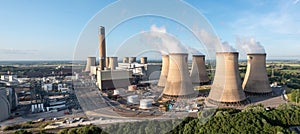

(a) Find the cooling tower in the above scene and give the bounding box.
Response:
[208,52,247,105]
[242,53,272,95]
[190,55,210,85]
[140,57,148,64]
[157,55,169,87]
[105,57,110,69]
[99,26,106,70]
[129,57,136,63]
[123,57,129,63]
[162,53,195,98]
[85,57,96,72]
[0,88,10,121]
[109,57,118,70]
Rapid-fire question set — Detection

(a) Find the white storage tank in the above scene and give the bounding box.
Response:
[127,95,139,104]
[139,99,153,109]
[113,89,120,96]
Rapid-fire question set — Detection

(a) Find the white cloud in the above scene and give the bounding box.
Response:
[236,36,265,54]
[0,48,38,55]
[232,1,300,35]
[150,25,166,33]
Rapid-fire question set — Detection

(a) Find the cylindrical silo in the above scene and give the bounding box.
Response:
[85,57,96,72]
[98,26,106,70]
[0,88,10,121]
[242,53,272,95]
[127,95,139,104]
[128,57,136,63]
[190,55,210,85]
[162,53,196,99]
[140,57,148,64]
[208,52,247,105]
[109,57,118,70]
[139,99,153,109]
[157,55,169,87]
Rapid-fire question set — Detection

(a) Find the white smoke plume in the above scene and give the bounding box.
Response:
[236,37,265,54]
[221,41,237,52]
[193,27,236,52]
[186,46,203,55]
[141,25,188,54]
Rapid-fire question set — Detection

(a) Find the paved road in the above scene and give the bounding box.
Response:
[74,85,123,119]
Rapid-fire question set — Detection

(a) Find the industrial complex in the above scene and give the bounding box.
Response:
[76,25,278,118]
[0,25,287,132]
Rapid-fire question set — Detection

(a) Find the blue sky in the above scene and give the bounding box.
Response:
[0,0,299,60]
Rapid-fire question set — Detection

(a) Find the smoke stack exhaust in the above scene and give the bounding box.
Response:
[85,57,96,72]
[99,26,106,70]
[162,53,195,99]
[109,57,118,70]
[190,55,209,85]
[208,52,247,105]
[157,55,169,87]
[242,53,272,95]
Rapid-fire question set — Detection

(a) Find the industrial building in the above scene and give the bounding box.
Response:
[190,55,210,85]
[208,52,247,105]
[96,70,133,90]
[242,53,272,95]
[84,26,162,91]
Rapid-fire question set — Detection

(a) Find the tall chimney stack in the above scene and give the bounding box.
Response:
[208,52,247,105]
[162,53,195,99]
[190,55,209,85]
[85,57,96,72]
[242,53,272,95]
[157,55,169,87]
[99,26,106,70]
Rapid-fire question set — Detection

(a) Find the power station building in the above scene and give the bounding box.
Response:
[208,52,247,105]
[242,53,272,95]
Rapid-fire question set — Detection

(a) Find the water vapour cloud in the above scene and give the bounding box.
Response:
[192,27,236,52]
[186,46,203,55]
[236,37,265,54]
[141,25,188,54]
[221,41,237,52]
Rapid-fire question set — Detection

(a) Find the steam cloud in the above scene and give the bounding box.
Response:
[221,41,237,52]
[186,46,203,55]
[193,27,236,52]
[236,37,265,54]
[141,25,188,54]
